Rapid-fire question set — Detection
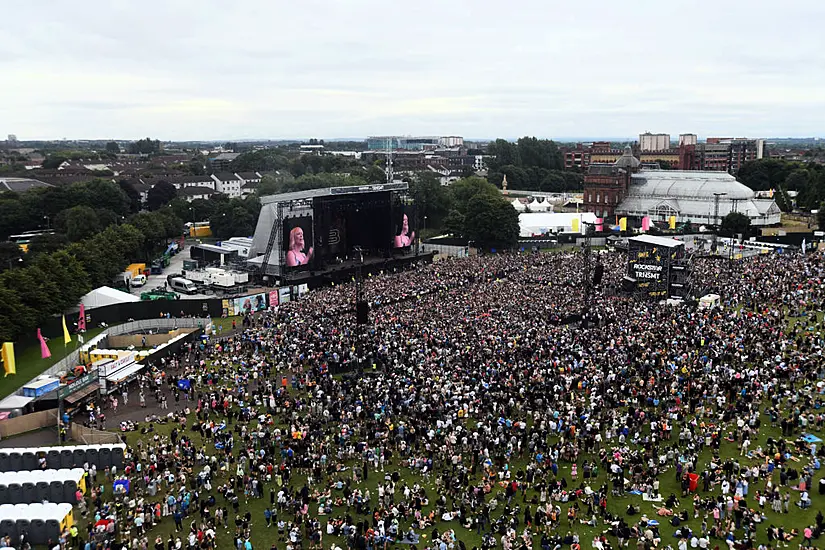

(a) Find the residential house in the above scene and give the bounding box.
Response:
[211,173,243,198]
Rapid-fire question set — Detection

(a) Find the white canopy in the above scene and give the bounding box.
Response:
[527,199,549,212]
[511,198,526,212]
[0,395,34,410]
[519,212,598,237]
[79,286,140,310]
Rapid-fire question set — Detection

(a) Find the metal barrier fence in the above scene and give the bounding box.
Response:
[70,424,122,445]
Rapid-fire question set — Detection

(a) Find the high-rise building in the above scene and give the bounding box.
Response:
[639,132,671,152]
[678,134,697,146]
[6,134,17,143]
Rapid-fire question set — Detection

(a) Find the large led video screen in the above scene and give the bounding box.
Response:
[283,217,314,270]
[392,206,416,249]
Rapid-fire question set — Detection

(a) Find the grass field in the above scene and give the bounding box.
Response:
[0,328,104,400]
[0,316,242,402]
[91,379,824,550]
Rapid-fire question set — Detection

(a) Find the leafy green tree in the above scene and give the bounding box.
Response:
[118,180,142,212]
[146,181,177,211]
[105,141,121,154]
[231,149,290,172]
[449,177,500,213]
[130,212,166,258]
[774,187,793,213]
[0,242,23,272]
[818,202,825,231]
[443,209,466,238]
[366,165,386,184]
[26,233,71,257]
[128,138,162,155]
[64,206,101,242]
[0,287,37,342]
[463,194,520,249]
[720,212,751,236]
[42,154,68,169]
[410,172,452,229]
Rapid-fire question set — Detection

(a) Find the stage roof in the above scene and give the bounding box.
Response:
[260,182,408,205]
[628,235,684,248]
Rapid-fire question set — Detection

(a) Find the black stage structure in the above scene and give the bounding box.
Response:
[248,183,433,313]
[624,235,693,300]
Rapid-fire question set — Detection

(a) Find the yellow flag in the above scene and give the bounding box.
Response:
[669,215,676,230]
[1,342,15,376]
[62,315,71,345]
[619,217,627,231]
[571,218,580,233]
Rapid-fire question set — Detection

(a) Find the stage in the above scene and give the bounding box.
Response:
[279,250,436,289]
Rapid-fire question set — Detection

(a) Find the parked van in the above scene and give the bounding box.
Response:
[131,274,147,287]
[168,277,197,294]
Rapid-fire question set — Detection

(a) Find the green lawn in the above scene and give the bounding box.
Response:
[0,328,104,400]
[90,381,824,550]
[0,316,243,401]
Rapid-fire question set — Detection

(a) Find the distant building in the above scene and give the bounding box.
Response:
[639,132,671,152]
[366,136,459,151]
[0,177,53,193]
[178,186,218,202]
[678,134,697,146]
[299,144,324,155]
[208,152,241,172]
[678,138,764,173]
[582,147,640,217]
[211,173,243,198]
[616,171,780,226]
[6,134,17,144]
[439,136,464,148]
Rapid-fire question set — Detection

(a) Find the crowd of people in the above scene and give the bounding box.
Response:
[58,249,825,550]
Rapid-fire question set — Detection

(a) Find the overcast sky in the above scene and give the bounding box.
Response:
[2,0,823,141]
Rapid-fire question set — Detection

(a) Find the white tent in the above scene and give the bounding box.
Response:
[511,198,526,212]
[79,286,140,310]
[527,199,549,212]
[519,212,598,237]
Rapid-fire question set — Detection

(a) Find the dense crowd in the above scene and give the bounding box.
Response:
[60,249,825,550]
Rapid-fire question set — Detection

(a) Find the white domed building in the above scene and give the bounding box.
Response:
[618,170,781,226]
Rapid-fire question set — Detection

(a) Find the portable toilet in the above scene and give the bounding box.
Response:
[0,503,16,540]
[112,444,126,468]
[0,482,8,505]
[72,448,87,468]
[59,449,73,469]
[0,451,10,472]
[26,503,47,545]
[8,451,22,472]
[99,447,112,468]
[46,450,60,469]
[21,450,36,471]
[21,482,36,504]
[7,483,22,504]
[85,446,99,468]
[36,480,50,502]
[49,480,63,503]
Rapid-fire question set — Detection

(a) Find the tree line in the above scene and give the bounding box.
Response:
[0,206,184,342]
[484,137,583,193]
[737,159,825,211]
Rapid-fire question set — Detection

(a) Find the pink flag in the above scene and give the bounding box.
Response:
[642,216,651,231]
[78,304,86,332]
[595,218,603,232]
[37,328,51,359]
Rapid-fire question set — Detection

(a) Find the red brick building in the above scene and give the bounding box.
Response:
[582,146,640,217]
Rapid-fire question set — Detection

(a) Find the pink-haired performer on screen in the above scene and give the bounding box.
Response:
[393,214,415,248]
[286,226,314,267]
